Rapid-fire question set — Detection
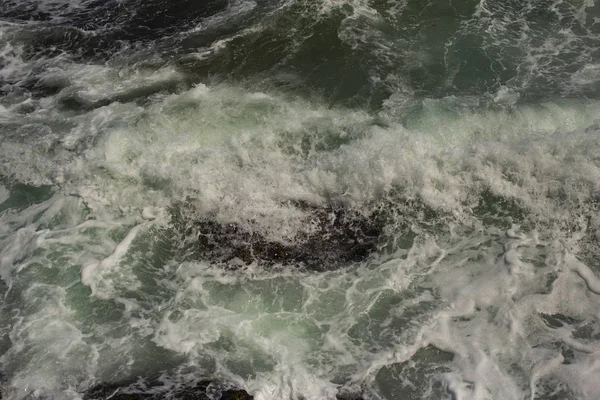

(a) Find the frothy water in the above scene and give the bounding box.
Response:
[1,0,600,399]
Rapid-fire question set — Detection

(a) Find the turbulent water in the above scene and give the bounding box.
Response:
[1,0,600,399]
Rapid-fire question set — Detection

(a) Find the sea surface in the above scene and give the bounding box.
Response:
[1,0,600,399]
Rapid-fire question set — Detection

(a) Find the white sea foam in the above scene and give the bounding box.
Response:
[1,3,600,396]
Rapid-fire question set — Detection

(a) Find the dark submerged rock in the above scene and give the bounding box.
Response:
[335,390,364,400]
[173,201,388,271]
[83,377,252,400]
[82,376,368,400]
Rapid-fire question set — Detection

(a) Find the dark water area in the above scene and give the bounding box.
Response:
[3,0,600,106]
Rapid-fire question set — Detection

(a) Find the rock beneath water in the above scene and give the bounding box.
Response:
[83,377,252,400]
[82,376,362,400]
[173,201,388,271]
[335,390,364,400]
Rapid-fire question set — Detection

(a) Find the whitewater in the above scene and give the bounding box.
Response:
[1,0,600,399]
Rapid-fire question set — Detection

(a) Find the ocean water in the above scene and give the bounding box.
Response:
[1,0,600,399]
